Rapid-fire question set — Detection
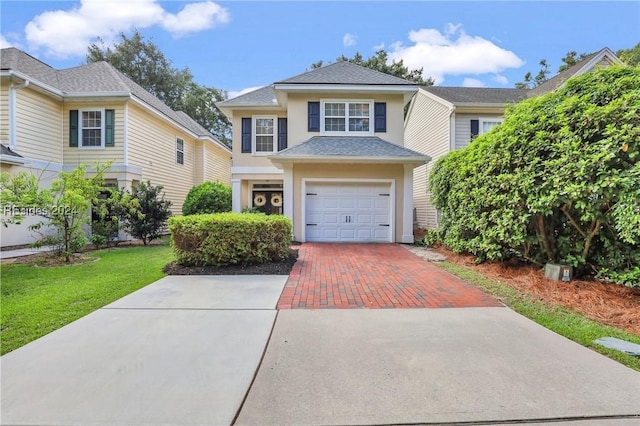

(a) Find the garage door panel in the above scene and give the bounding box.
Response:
[306,182,392,242]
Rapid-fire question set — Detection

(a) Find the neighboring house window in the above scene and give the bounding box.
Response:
[480,118,503,134]
[320,100,373,135]
[176,137,184,165]
[81,109,104,148]
[69,109,114,148]
[253,116,277,154]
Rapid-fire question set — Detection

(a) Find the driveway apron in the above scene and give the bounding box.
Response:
[279,243,501,309]
[1,275,288,426]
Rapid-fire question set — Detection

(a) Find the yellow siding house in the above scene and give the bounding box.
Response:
[0,48,231,247]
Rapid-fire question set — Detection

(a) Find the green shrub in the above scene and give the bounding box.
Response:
[429,65,640,286]
[121,181,172,245]
[168,213,292,266]
[182,181,231,215]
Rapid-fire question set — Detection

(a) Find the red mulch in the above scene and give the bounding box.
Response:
[433,246,640,336]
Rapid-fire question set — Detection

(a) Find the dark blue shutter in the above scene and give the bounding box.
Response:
[69,110,78,147]
[241,118,252,153]
[278,118,288,151]
[308,102,320,132]
[105,109,115,147]
[470,119,479,139]
[374,102,386,132]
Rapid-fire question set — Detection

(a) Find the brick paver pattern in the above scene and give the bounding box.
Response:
[278,243,502,309]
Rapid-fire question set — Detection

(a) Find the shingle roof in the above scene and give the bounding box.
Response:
[272,136,428,161]
[1,48,228,150]
[528,50,604,97]
[216,85,278,107]
[1,143,23,158]
[423,86,529,104]
[276,61,416,86]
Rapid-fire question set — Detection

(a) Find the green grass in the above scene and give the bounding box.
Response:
[1,243,174,355]
[439,262,640,371]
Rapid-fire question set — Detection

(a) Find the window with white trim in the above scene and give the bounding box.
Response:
[321,100,373,135]
[253,116,277,153]
[176,137,184,165]
[81,109,104,148]
[480,118,503,135]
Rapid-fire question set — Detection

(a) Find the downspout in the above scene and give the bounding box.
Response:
[9,78,30,150]
[448,105,456,152]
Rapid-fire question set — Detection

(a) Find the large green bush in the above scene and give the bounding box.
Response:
[168,213,292,266]
[182,181,231,215]
[430,65,640,286]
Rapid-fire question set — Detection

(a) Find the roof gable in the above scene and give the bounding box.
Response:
[275,61,416,86]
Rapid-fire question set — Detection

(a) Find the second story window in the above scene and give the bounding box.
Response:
[176,137,184,164]
[254,116,277,153]
[81,109,104,148]
[321,100,373,135]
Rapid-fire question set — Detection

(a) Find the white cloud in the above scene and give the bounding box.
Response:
[227,86,264,99]
[462,78,486,88]
[343,33,357,47]
[387,24,524,84]
[373,42,385,51]
[0,34,12,48]
[493,74,509,85]
[24,0,229,59]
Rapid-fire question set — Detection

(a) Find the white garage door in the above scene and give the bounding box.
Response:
[305,182,392,242]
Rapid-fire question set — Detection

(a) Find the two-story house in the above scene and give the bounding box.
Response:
[405,47,622,229]
[0,48,231,247]
[217,61,429,243]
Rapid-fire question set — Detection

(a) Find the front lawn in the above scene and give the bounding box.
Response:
[1,243,174,355]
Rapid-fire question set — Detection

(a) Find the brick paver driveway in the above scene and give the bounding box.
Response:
[278,243,501,309]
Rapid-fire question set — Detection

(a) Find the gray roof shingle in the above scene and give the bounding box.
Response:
[528,50,602,97]
[276,61,416,85]
[1,143,23,158]
[272,136,428,161]
[423,86,529,104]
[216,85,278,107]
[1,48,227,149]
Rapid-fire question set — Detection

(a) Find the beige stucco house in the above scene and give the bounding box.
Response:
[405,47,622,229]
[217,61,429,243]
[0,48,231,247]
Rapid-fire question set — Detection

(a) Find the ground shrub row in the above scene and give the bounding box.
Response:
[169,212,292,266]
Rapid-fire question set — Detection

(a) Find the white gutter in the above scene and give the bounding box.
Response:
[9,79,29,150]
[0,154,26,165]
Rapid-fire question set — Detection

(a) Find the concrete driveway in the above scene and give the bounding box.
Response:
[237,308,640,425]
[1,275,288,426]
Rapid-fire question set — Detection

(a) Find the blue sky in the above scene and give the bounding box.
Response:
[1,1,639,97]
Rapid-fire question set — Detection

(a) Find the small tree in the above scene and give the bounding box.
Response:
[1,163,109,262]
[182,181,231,215]
[121,181,172,245]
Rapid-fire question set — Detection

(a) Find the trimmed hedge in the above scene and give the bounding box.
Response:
[168,213,292,266]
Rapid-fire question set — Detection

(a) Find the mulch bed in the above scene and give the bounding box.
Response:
[163,249,299,275]
[432,245,640,336]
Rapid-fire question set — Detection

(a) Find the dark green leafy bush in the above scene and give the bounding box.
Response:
[182,181,231,215]
[121,181,172,245]
[429,66,640,286]
[168,213,292,266]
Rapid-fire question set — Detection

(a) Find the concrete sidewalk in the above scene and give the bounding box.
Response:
[237,308,640,425]
[1,275,288,426]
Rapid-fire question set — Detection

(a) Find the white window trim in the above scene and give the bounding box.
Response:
[176,137,185,165]
[79,108,106,149]
[252,115,278,155]
[320,99,374,136]
[479,117,504,135]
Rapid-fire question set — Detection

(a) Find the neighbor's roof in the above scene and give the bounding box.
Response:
[270,136,429,163]
[422,86,529,105]
[275,61,417,86]
[1,143,23,158]
[0,48,228,150]
[528,47,619,97]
